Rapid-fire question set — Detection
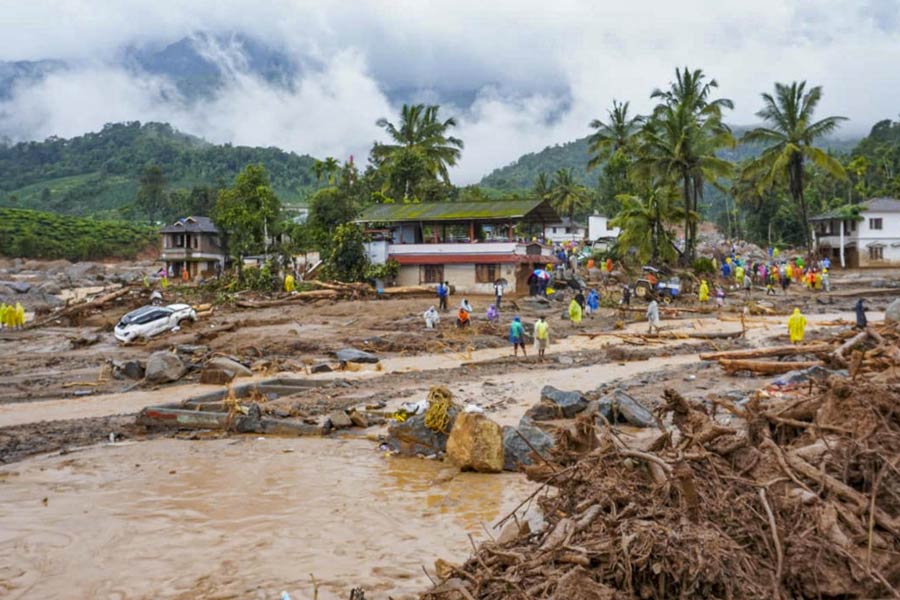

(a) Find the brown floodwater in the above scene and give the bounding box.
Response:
[0,437,538,600]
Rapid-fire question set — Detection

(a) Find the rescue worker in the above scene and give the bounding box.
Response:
[14,302,25,329]
[568,297,583,325]
[0,303,7,329]
[509,316,527,358]
[855,299,868,330]
[698,279,710,303]
[284,273,296,293]
[423,306,440,329]
[534,316,549,362]
[788,308,807,344]
[646,298,661,335]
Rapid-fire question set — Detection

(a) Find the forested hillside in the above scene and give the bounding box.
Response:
[479,126,859,193]
[0,122,319,217]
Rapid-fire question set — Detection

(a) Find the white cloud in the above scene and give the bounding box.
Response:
[1,0,898,184]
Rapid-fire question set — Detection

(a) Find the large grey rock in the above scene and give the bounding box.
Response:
[145,351,186,383]
[206,356,252,378]
[502,417,555,471]
[593,390,655,428]
[112,360,145,380]
[385,408,458,456]
[524,386,589,421]
[886,298,900,324]
[336,348,380,364]
[64,262,103,282]
[773,365,848,386]
[37,280,62,295]
[0,280,31,293]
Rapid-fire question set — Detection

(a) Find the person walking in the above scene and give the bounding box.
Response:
[621,285,631,306]
[698,279,710,303]
[493,279,504,310]
[534,316,549,362]
[788,308,807,344]
[586,288,599,318]
[509,316,527,358]
[437,281,449,312]
[568,297,583,325]
[646,299,661,335]
[854,298,868,330]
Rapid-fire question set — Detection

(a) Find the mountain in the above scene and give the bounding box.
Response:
[0,121,319,217]
[0,59,67,99]
[478,127,863,192]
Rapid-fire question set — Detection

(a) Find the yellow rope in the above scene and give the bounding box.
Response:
[424,385,454,434]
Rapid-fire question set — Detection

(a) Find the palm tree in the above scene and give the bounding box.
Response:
[634,101,733,262]
[636,67,734,262]
[587,100,641,170]
[372,104,464,190]
[611,186,682,264]
[313,157,341,185]
[533,172,552,201]
[548,168,590,223]
[742,81,847,252]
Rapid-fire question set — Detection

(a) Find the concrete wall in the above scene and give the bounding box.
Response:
[397,262,523,294]
[588,215,621,241]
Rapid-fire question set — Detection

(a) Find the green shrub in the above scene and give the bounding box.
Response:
[692,257,716,274]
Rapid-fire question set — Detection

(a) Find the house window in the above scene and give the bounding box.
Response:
[475,264,500,283]
[869,218,883,230]
[850,221,856,232]
[869,246,884,260]
[421,265,443,284]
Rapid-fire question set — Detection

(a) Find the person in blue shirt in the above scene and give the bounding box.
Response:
[437,281,449,312]
[586,288,600,318]
[509,316,527,358]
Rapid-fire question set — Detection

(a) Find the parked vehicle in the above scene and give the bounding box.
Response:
[633,266,693,303]
[114,303,196,343]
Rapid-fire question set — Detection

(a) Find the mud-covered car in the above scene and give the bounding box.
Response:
[114,303,196,343]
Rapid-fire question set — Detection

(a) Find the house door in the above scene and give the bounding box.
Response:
[845,247,859,269]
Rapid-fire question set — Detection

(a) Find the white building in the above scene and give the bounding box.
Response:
[810,197,900,268]
[543,218,587,243]
[588,214,621,245]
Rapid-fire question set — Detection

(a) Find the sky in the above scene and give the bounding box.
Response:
[1,0,898,183]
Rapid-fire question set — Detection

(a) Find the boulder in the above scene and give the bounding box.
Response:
[120,360,145,380]
[0,280,31,294]
[206,356,252,378]
[592,390,655,427]
[525,386,589,421]
[773,365,847,386]
[446,412,504,473]
[336,348,380,364]
[502,417,555,471]
[37,280,62,295]
[886,298,900,324]
[64,262,103,282]
[310,362,333,374]
[386,409,458,456]
[200,368,235,385]
[145,351,186,383]
[327,410,354,430]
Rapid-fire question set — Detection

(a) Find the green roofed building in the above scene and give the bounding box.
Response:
[355,200,561,295]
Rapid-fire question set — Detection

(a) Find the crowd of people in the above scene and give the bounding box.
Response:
[715,250,833,296]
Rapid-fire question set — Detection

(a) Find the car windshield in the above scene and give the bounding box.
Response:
[118,307,170,327]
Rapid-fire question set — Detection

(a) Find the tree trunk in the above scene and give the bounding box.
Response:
[682,176,692,264]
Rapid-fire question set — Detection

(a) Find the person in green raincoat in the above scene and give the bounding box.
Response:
[788,308,806,344]
[568,297,583,325]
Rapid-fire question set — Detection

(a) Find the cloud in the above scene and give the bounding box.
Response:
[1,0,898,184]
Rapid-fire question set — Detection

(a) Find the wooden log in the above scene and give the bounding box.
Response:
[717,359,822,374]
[235,289,338,308]
[25,285,133,329]
[381,285,436,297]
[831,330,869,367]
[700,343,832,361]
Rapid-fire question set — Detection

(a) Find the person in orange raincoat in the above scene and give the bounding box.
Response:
[605,258,613,273]
[181,266,190,283]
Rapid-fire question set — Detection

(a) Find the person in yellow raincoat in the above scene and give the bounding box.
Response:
[0,303,7,329]
[734,265,744,284]
[284,273,296,293]
[788,308,806,344]
[568,297,583,325]
[14,302,25,329]
[698,280,710,303]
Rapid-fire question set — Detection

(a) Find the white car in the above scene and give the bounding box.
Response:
[114,303,197,343]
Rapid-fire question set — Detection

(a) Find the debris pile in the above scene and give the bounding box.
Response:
[423,327,900,599]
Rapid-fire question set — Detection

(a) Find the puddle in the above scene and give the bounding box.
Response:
[0,437,537,600]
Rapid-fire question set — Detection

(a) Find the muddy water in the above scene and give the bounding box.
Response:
[0,437,537,600]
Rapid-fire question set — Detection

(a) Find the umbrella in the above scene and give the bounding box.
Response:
[533,269,550,280]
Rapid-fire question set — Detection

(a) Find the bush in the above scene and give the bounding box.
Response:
[323,224,368,282]
[692,257,716,274]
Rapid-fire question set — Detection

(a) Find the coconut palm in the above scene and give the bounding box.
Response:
[548,168,590,223]
[587,100,641,170]
[636,67,735,262]
[313,157,341,185]
[611,186,683,265]
[742,81,847,251]
[372,104,464,187]
[533,172,552,201]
